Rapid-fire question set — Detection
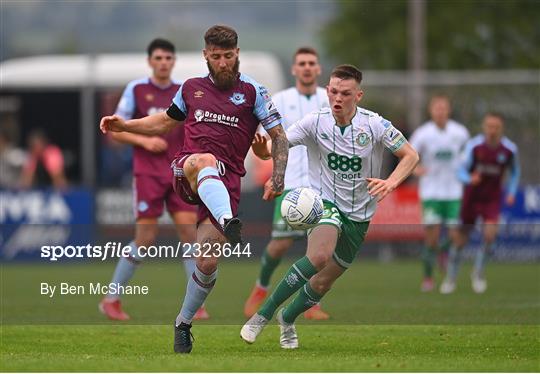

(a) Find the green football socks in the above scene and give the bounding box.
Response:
[421,246,436,278]
[258,248,282,288]
[282,282,323,323]
[258,256,317,320]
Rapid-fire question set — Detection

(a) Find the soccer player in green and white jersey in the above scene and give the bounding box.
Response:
[409,95,469,292]
[242,64,419,349]
[244,47,331,320]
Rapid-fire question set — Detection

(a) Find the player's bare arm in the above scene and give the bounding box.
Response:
[367,143,419,202]
[111,132,168,153]
[263,124,288,200]
[100,111,179,136]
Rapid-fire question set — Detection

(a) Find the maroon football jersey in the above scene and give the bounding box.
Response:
[462,135,518,203]
[169,73,281,176]
[115,77,184,177]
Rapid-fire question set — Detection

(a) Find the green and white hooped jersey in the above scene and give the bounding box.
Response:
[409,120,469,200]
[286,106,407,222]
[271,87,329,190]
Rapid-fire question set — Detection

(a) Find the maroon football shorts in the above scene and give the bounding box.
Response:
[171,153,241,230]
[460,197,501,226]
[133,174,197,219]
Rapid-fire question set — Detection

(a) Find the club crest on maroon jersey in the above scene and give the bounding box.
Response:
[229,92,246,105]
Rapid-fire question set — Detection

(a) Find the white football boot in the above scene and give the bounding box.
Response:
[471,273,487,294]
[277,308,299,349]
[240,313,268,344]
[439,278,456,294]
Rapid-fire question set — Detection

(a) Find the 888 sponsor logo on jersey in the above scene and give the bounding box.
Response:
[327,152,363,180]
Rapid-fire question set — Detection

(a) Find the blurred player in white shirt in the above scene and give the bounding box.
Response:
[409,95,469,292]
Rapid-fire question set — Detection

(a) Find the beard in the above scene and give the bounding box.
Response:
[207,58,240,91]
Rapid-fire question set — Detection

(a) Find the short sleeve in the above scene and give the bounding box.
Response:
[115,82,137,119]
[461,126,471,149]
[271,91,285,119]
[253,84,282,131]
[409,128,423,154]
[171,84,187,116]
[371,115,407,153]
[286,113,315,147]
[256,90,284,137]
[457,138,477,183]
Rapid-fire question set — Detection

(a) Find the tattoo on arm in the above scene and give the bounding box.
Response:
[268,125,288,192]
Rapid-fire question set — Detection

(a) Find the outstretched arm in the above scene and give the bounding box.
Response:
[110,132,168,153]
[100,111,180,136]
[263,124,288,200]
[367,143,419,202]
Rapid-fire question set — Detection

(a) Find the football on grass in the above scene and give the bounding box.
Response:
[281,187,324,230]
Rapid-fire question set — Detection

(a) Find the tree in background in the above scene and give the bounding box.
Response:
[322,0,540,70]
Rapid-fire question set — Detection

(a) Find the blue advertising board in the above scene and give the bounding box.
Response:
[0,188,94,260]
[1,186,538,261]
[468,185,540,260]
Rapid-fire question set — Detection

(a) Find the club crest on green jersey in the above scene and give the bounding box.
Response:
[356,132,370,146]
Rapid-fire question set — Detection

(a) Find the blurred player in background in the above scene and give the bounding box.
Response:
[243,47,330,320]
[98,38,209,321]
[100,25,288,354]
[0,128,26,189]
[409,95,469,292]
[20,129,67,189]
[440,112,520,294]
[242,65,419,349]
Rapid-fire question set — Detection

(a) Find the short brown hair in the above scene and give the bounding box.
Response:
[294,46,319,61]
[485,111,505,122]
[147,38,175,57]
[430,94,450,104]
[204,25,238,49]
[330,64,362,84]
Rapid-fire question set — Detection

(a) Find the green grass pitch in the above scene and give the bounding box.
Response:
[1,260,539,371]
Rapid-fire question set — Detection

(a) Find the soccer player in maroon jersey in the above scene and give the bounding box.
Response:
[99,39,208,321]
[440,112,520,294]
[100,25,288,353]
